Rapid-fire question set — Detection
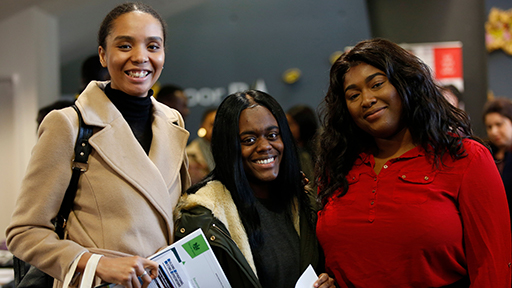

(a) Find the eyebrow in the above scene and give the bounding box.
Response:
[239,125,280,136]
[344,72,387,93]
[113,35,163,42]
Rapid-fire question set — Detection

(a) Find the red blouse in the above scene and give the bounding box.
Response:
[317,139,512,287]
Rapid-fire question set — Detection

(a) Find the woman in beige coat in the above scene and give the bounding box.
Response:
[6,3,189,288]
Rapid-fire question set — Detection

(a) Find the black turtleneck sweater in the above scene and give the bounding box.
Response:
[104,83,153,154]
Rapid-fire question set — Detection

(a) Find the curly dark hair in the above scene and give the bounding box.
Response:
[316,38,474,207]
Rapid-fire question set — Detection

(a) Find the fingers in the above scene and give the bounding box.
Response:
[139,270,152,288]
[138,259,159,288]
[314,273,335,288]
[141,258,159,279]
[130,268,140,288]
[96,256,160,288]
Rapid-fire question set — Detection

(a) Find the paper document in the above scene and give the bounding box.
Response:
[295,265,318,288]
[97,229,230,288]
[148,228,231,288]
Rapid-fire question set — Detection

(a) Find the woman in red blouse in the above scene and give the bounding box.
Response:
[315,38,511,287]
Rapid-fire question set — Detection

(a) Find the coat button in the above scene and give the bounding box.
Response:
[180,228,185,233]
[401,175,406,179]
[424,176,429,181]
[210,235,216,241]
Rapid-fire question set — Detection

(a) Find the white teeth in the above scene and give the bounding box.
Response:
[127,71,149,78]
[256,157,274,164]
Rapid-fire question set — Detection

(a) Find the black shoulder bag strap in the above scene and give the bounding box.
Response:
[13,104,93,288]
[54,104,93,238]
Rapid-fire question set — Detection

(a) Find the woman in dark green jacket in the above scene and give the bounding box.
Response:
[174,90,335,288]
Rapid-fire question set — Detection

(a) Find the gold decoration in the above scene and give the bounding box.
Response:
[197,127,207,138]
[485,7,512,55]
[330,51,343,64]
[152,81,162,97]
[488,90,495,101]
[282,68,301,84]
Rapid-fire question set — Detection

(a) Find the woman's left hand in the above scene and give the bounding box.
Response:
[313,273,336,288]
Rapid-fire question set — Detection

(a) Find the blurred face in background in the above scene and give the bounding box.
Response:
[442,89,459,108]
[286,114,301,145]
[172,91,190,119]
[485,112,512,149]
[200,111,216,142]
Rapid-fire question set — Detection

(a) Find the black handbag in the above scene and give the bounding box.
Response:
[13,105,93,288]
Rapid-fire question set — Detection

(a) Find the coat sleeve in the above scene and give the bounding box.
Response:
[458,142,512,287]
[5,108,89,280]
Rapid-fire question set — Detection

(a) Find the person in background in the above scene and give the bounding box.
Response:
[442,84,464,110]
[37,56,110,127]
[315,38,511,287]
[186,108,216,185]
[286,104,319,183]
[79,54,110,94]
[156,84,190,119]
[6,3,190,288]
[36,100,75,127]
[175,90,335,288]
[483,97,512,231]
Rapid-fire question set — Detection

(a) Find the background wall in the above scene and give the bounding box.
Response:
[485,0,512,99]
[367,0,489,137]
[0,7,59,235]
[61,0,372,140]
[60,1,512,139]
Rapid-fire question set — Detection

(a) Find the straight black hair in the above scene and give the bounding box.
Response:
[188,90,309,247]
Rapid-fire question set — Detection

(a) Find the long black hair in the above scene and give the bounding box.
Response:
[188,90,308,247]
[316,38,474,207]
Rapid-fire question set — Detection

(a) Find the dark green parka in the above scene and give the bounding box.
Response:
[174,180,323,288]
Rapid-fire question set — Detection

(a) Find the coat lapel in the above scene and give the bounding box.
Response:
[75,81,189,233]
[149,99,189,191]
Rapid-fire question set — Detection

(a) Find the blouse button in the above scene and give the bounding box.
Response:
[179,228,185,233]
[383,165,388,169]
[401,175,406,179]
[210,235,216,241]
[424,176,429,181]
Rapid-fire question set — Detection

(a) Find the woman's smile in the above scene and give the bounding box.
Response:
[344,63,404,140]
[239,105,284,184]
[99,11,165,97]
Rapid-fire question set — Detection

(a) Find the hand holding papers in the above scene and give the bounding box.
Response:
[148,228,231,288]
[95,229,229,288]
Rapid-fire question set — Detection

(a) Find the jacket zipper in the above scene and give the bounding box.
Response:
[211,223,233,241]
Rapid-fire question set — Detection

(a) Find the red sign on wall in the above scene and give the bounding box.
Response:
[400,41,464,92]
[433,47,463,79]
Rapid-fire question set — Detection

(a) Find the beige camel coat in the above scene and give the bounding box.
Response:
[6,81,190,284]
